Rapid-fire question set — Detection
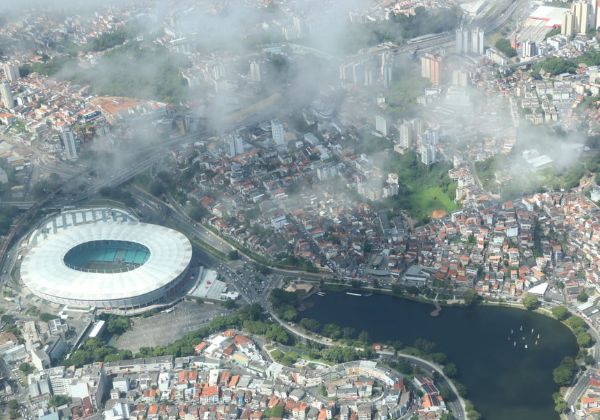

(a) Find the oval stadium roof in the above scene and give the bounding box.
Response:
[21,221,192,305]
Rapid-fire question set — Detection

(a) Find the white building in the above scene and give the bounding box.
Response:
[21,209,192,310]
[522,40,538,58]
[420,144,436,166]
[228,135,245,157]
[398,121,412,149]
[249,61,261,82]
[3,63,19,82]
[271,119,285,146]
[0,81,13,109]
[375,115,388,136]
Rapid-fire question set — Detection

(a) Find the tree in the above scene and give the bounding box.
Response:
[577,331,593,348]
[342,327,357,339]
[104,315,132,336]
[553,392,568,414]
[577,290,589,303]
[522,293,540,310]
[299,318,320,332]
[553,356,577,386]
[551,306,570,321]
[49,395,71,407]
[358,330,370,343]
[19,362,33,375]
[566,316,587,331]
[463,289,481,306]
[149,180,165,197]
[228,250,240,260]
[321,323,342,339]
[443,362,458,377]
[7,399,18,420]
[187,203,209,221]
[413,338,436,354]
[440,412,456,420]
[430,352,448,364]
[495,38,517,57]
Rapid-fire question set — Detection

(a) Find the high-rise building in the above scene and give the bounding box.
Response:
[3,63,19,82]
[430,55,441,86]
[420,54,442,86]
[471,28,485,55]
[227,135,244,157]
[420,144,436,166]
[381,53,393,89]
[573,0,594,34]
[452,70,469,87]
[375,115,388,136]
[595,0,600,30]
[61,130,78,161]
[562,11,576,36]
[364,67,374,86]
[249,61,261,82]
[421,56,431,79]
[0,81,13,109]
[398,121,413,149]
[455,28,464,54]
[271,119,285,146]
[422,129,439,146]
[522,40,537,58]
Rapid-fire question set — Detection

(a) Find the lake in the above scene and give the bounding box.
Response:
[301,292,578,420]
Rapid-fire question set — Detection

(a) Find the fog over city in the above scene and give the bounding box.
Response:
[3,1,600,418]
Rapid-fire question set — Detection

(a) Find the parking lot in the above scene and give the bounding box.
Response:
[114,301,228,352]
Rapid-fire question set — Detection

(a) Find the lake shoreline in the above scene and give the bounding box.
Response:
[300,288,579,420]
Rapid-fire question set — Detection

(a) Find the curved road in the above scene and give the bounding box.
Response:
[268,309,467,419]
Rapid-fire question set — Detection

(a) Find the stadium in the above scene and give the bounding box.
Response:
[20,208,193,310]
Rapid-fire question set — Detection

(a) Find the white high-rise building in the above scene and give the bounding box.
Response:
[227,135,245,157]
[522,40,537,58]
[271,119,285,146]
[3,63,19,82]
[61,130,78,161]
[562,11,576,36]
[375,115,388,136]
[422,129,439,146]
[380,52,393,88]
[398,121,413,149]
[473,27,485,55]
[455,28,464,54]
[573,0,594,34]
[420,144,436,166]
[0,81,13,109]
[249,61,261,82]
[457,27,484,55]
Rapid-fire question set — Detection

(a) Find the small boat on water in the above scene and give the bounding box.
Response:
[511,329,514,334]
[525,344,528,349]
[537,334,540,339]
[535,340,538,345]
[316,292,325,296]
[346,292,362,297]
[513,341,516,346]
[520,325,523,331]
[531,328,534,334]
[507,336,511,341]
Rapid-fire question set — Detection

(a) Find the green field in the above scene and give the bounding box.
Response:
[410,186,458,219]
[379,151,458,224]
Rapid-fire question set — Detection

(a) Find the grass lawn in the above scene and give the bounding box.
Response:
[380,151,458,224]
[411,186,458,220]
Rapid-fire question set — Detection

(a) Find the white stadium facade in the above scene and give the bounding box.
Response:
[20,208,193,310]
